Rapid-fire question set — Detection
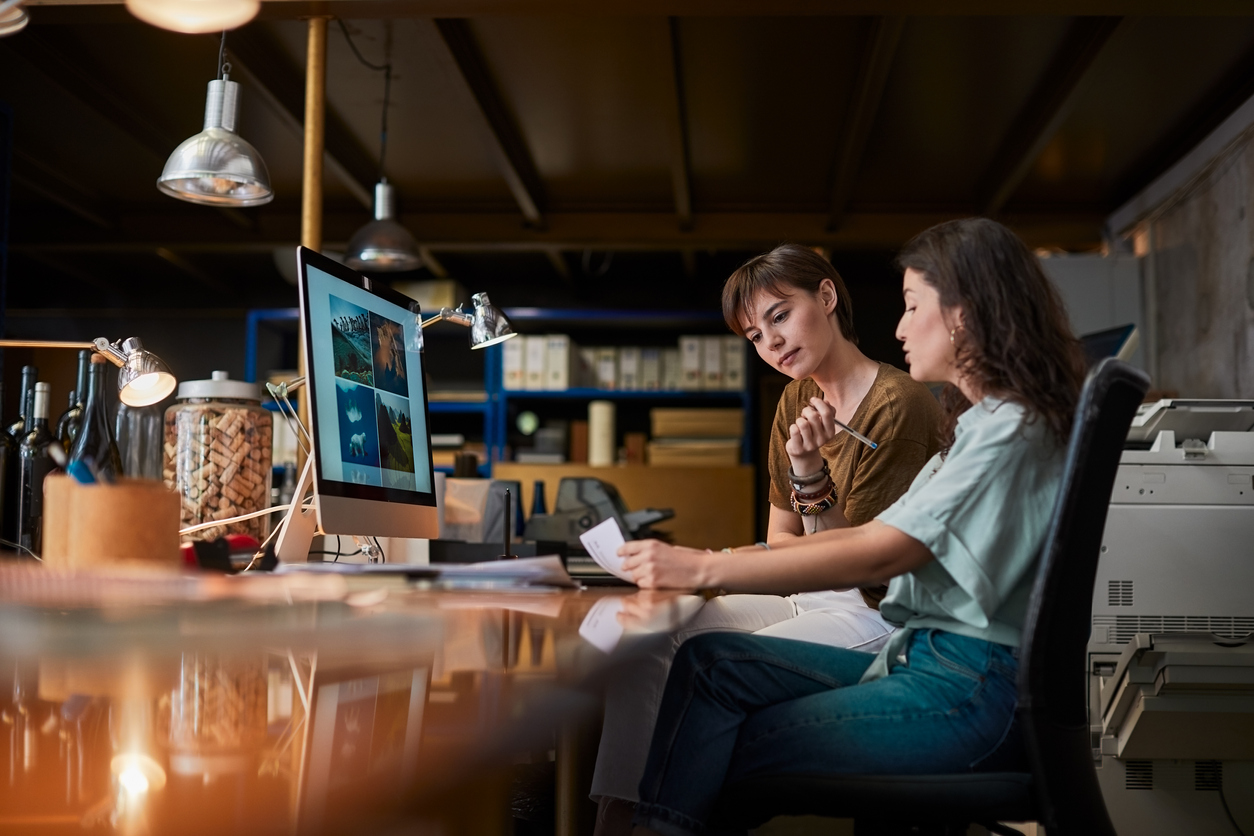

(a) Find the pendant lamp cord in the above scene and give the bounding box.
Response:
[338,19,393,182]
[217,30,231,79]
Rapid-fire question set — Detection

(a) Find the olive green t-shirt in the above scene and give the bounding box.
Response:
[769,363,945,605]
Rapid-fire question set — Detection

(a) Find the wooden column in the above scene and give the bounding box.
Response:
[297,16,329,460]
[301,16,329,252]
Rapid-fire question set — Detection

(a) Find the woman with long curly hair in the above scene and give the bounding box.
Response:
[616,217,1087,836]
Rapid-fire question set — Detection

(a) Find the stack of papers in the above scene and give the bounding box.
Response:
[278,556,578,589]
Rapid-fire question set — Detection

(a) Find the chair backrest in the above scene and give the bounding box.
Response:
[1016,358,1149,833]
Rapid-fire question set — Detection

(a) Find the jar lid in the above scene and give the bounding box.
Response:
[177,371,260,401]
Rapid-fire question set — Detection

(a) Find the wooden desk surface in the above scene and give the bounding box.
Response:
[0,566,704,835]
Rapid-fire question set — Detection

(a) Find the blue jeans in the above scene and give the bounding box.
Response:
[633,629,1023,836]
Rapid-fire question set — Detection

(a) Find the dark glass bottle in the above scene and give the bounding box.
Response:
[0,382,16,549]
[56,349,90,450]
[17,383,55,556]
[67,356,123,484]
[531,479,547,517]
[4,365,38,440]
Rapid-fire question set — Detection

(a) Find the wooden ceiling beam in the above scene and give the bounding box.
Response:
[977,16,1125,216]
[432,18,547,227]
[417,246,450,277]
[226,26,375,209]
[11,210,1105,252]
[543,248,572,282]
[659,17,694,230]
[15,252,113,295]
[1,30,178,161]
[154,247,234,295]
[9,152,112,230]
[827,16,906,232]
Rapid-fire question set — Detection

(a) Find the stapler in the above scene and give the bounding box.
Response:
[523,477,673,546]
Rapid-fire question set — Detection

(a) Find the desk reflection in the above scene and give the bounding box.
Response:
[0,575,702,836]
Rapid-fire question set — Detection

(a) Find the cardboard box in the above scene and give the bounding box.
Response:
[647,439,741,467]
[650,407,745,439]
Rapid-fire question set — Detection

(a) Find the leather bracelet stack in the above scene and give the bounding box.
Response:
[788,461,836,515]
[787,461,830,492]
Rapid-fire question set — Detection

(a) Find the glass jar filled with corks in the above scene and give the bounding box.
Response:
[164,371,272,541]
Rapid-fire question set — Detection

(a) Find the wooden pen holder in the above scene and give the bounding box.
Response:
[42,474,181,571]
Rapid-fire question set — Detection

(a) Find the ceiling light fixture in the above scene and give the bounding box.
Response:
[340,21,421,273]
[126,0,257,35]
[158,34,272,207]
[0,0,29,36]
[345,179,421,272]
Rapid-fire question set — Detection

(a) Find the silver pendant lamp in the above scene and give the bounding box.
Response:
[0,0,29,36]
[340,22,421,273]
[158,44,272,208]
[345,179,421,272]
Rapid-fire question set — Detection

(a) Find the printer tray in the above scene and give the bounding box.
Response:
[1100,632,1254,759]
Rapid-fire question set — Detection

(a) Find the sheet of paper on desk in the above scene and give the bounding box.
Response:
[434,555,578,589]
[579,518,635,583]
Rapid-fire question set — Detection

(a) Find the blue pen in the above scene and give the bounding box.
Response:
[834,417,877,450]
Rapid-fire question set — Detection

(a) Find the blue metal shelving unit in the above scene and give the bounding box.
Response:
[244,307,752,468]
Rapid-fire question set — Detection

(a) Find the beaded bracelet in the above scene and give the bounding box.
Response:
[790,483,837,516]
[792,477,833,502]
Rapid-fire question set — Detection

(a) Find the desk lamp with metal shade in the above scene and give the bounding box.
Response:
[0,337,178,408]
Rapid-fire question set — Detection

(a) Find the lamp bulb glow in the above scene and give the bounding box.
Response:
[126,0,258,34]
[118,766,150,796]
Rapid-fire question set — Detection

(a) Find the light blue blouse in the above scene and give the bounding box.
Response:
[861,397,1065,683]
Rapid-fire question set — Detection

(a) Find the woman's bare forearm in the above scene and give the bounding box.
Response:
[704,522,932,594]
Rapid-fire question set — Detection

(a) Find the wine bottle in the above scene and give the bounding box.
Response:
[4,365,37,440]
[56,349,90,450]
[67,355,123,484]
[0,383,16,549]
[17,383,55,556]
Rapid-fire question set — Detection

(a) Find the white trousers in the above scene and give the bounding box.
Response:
[589,589,896,803]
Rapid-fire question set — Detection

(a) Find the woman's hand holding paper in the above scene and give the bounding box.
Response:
[618,540,712,589]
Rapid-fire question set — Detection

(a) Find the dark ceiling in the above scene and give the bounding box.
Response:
[4,2,1254,313]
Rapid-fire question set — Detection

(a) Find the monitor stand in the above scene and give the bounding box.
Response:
[275,456,318,563]
[273,456,389,564]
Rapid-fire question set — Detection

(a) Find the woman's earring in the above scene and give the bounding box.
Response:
[949,327,958,345]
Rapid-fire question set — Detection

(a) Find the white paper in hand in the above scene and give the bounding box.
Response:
[579,517,634,583]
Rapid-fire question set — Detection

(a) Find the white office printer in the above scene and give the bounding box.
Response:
[1090,399,1254,834]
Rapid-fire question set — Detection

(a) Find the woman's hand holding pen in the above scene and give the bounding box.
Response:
[786,396,839,475]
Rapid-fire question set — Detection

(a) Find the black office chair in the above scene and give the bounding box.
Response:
[711,358,1150,836]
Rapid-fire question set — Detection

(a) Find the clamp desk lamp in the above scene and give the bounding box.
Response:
[0,337,177,407]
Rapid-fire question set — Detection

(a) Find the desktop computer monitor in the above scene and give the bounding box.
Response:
[292,246,439,544]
